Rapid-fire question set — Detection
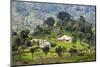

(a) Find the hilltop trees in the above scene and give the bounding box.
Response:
[57,11,71,21]
[33,17,55,36]
[79,16,86,23]
[12,10,96,64]
[78,16,95,45]
[79,16,93,34]
[44,17,55,27]
[34,25,43,35]
[57,11,71,26]
[32,11,95,46]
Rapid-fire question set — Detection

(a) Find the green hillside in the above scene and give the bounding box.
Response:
[12,11,96,66]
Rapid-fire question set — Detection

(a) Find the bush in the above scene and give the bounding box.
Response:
[69,48,78,56]
[55,46,66,56]
[42,46,50,55]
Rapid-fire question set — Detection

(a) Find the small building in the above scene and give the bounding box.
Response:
[57,35,72,42]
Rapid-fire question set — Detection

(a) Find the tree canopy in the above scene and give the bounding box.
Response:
[57,11,71,22]
[44,17,55,27]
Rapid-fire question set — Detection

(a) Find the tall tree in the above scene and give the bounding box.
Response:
[20,29,30,39]
[79,16,86,23]
[57,11,71,26]
[30,47,39,61]
[42,46,50,55]
[35,25,43,33]
[30,48,35,61]
[44,17,55,27]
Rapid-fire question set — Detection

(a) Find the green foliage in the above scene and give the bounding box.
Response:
[25,39,32,47]
[12,31,17,36]
[20,29,30,39]
[72,36,77,42]
[30,48,35,55]
[57,11,71,27]
[42,46,50,55]
[44,17,55,27]
[55,46,66,56]
[14,37,21,46]
[43,27,51,35]
[51,31,57,38]
[12,11,96,65]
[34,25,43,34]
[55,46,62,56]
[47,52,58,58]
[69,48,78,56]
[79,16,86,23]
[57,11,71,21]
[12,45,18,52]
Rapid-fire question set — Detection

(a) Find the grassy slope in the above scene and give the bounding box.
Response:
[13,30,95,65]
[13,35,95,65]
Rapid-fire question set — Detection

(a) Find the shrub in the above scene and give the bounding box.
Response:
[42,46,50,55]
[69,48,78,56]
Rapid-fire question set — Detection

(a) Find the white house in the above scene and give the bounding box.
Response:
[57,35,72,42]
[31,39,51,48]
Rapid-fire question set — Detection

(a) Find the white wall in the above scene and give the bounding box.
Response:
[0,0,99,67]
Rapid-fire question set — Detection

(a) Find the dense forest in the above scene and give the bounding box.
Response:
[12,10,96,66]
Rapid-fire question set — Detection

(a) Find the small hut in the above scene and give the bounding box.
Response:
[57,35,72,42]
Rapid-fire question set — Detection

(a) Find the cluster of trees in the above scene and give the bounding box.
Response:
[55,46,66,57]
[33,11,95,46]
[12,29,32,61]
[12,29,80,61]
[12,29,32,49]
[12,11,96,63]
[12,29,52,61]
